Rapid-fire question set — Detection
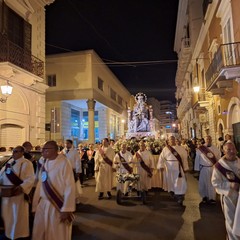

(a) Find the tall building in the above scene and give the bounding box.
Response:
[45,50,131,144]
[175,0,240,149]
[159,100,177,139]
[0,0,53,148]
[147,97,161,135]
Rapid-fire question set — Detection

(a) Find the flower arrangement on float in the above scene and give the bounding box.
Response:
[145,137,165,155]
[113,138,139,154]
[113,137,166,155]
[116,172,140,183]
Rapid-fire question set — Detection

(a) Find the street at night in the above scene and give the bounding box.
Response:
[1,1,240,240]
[73,173,226,240]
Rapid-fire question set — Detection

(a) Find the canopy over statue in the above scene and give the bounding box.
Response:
[127,93,153,139]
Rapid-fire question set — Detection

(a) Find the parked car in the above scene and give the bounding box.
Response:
[0,150,42,170]
[0,152,12,170]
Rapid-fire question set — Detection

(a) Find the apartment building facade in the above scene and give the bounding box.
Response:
[0,0,53,148]
[175,0,240,150]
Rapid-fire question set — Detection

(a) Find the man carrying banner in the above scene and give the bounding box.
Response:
[194,135,221,205]
[114,142,133,195]
[32,140,75,240]
[133,141,154,192]
[157,136,189,206]
[0,145,35,240]
[94,138,115,200]
[211,142,240,239]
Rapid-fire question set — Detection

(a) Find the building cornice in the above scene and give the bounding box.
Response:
[192,0,219,60]
[4,0,55,20]
[174,0,188,53]
[4,0,34,20]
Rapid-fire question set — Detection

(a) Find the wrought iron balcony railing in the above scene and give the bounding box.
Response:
[0,34,44,78]
[206,42,240,89]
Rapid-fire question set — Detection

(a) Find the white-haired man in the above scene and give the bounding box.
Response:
[195,135,221,204]
[212,142,240,239]
[157,136,189,206]
[133,141,154,192]
[114,142,133,195]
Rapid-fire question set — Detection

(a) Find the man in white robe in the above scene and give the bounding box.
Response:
[133,141,154,191]
[94,138,115,199]
[211,142,240,240]
[32,140,75,240]
[0,145,35,240]
[114,142,133,195]
[194,135,221,204]
[61,139,82,204]
[157,136,189,205]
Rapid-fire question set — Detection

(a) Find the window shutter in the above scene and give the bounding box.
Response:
[23,20,31,52]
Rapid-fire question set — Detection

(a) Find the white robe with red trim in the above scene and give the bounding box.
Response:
[157,145,189,194]
[94,146,115,193]
[212,157,240,239]
[195,144,221,200]
[0,157,35,239]
[32,154,75,240]
[133,149,154,191]
[114,150,133,194]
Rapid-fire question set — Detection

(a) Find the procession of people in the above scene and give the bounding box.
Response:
[0,134,239,239]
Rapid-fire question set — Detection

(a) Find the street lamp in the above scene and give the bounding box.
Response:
[193,77,200,93]
[0,81,13,103]
[193,85,200,93]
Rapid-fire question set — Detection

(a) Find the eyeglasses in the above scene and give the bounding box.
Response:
[42,147,54,151]
[12,150,22,153]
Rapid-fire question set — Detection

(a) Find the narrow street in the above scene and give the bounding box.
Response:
[73,173,226,240]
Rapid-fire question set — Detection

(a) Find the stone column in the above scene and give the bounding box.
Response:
[87,99,96,143]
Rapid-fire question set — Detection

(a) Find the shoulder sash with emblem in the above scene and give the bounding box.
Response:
[198,145,217,165]
[5,161,32,202]
[118,153,133,173]
[214,161,240,183]
[167,145,184,177]
[136,152,152,177]
[41,160,75,220]
[99,148,113,167]
[5,162,23,186]
[41,160,64,211]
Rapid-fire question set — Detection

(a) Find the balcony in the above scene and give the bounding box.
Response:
[177,89,192,119]
[205,42,240,94]
[175,38,192,87]
[0,34,44,78]
[192,90,210,110]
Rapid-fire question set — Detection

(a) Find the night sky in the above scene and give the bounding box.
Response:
[45,0,179,102]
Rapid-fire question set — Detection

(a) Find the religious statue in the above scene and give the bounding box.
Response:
[128,93,150,133]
